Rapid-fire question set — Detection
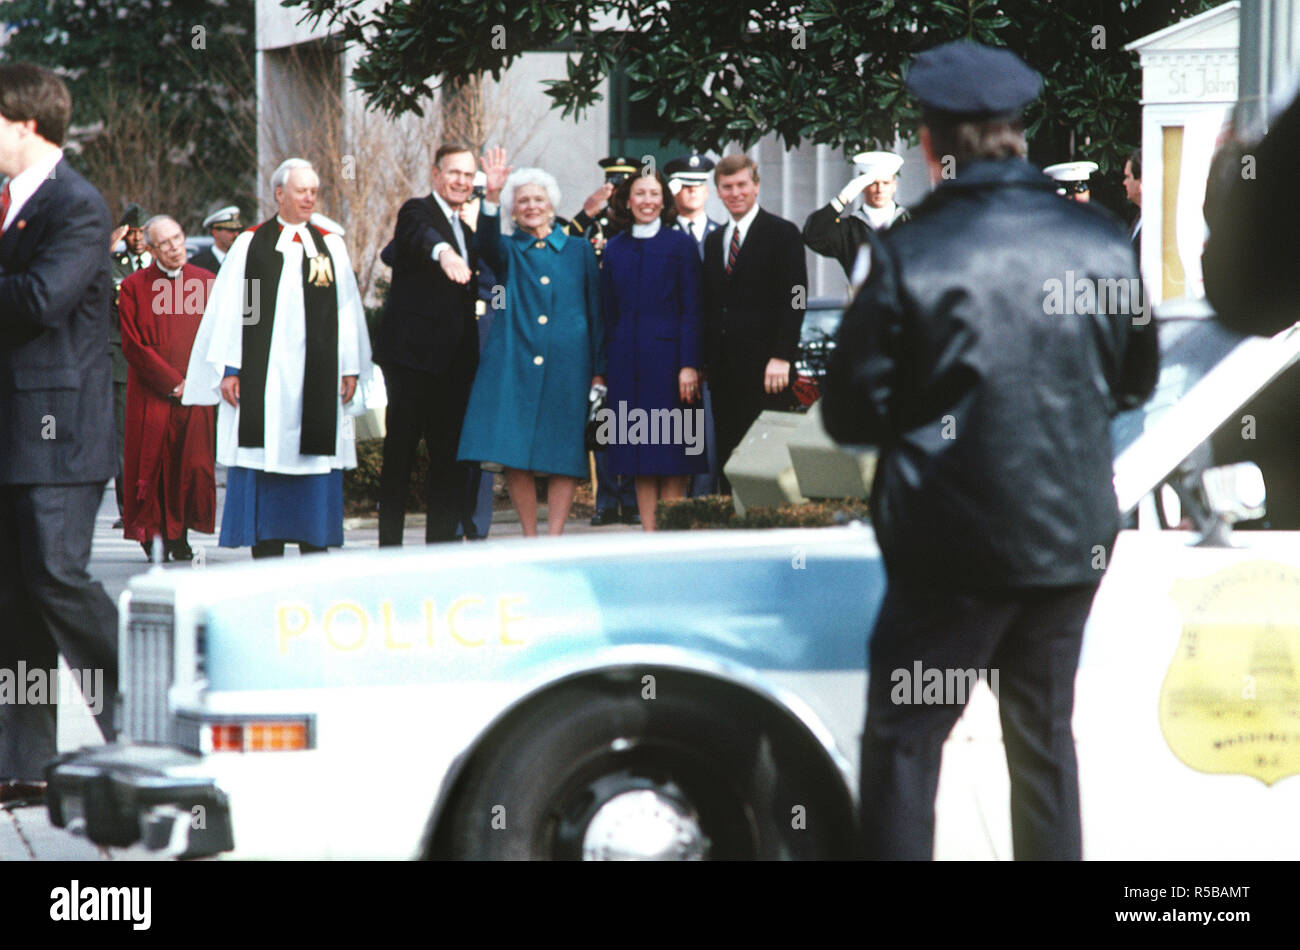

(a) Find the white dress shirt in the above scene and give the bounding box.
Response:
[2,148,62,231]
[722,203,760,258]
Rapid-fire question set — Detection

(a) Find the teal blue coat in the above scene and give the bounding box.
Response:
[457,209,605,477]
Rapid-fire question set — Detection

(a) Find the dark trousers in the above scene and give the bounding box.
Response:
[859,581,1098,860]
[593,448,635,512]
[378,361,475,546]
[0,483,118,781]
[711,354,793,493]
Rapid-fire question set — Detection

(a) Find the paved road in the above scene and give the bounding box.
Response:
[1,472,634,859]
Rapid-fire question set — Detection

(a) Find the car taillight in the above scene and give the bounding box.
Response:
[201,718,313,753]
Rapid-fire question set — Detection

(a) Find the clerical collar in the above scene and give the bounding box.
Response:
[631,219,661,238]
[860,202,897,229]
[158,262,183,278]
[275,215,320,258]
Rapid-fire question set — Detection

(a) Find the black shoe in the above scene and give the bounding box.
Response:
[590,509,621,527]
[621,507,642,526]
[167,539,194,562]
[142,541,169,562]
[112,519,124,529]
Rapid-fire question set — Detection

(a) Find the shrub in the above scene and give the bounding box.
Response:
[344,437,429,515]
[656,495,869,530]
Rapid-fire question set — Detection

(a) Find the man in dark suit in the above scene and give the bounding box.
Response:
[701,154,808,492]
[374,144,481,545]
[0,63,119,801]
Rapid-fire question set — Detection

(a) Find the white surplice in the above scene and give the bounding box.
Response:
[183,220,373,475]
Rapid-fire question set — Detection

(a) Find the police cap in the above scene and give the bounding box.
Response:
[906,41,1041,119]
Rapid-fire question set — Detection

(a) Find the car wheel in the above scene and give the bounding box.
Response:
[433,674,853,860]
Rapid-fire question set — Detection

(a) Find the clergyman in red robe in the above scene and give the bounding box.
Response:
[119,215,217,561]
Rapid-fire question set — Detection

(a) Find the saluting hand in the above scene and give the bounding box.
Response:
[583,182,614,217]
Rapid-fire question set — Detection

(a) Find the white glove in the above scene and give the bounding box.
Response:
[833,174,876,212]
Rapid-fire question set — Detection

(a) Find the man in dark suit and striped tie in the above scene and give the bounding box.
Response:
[701,154,808,492]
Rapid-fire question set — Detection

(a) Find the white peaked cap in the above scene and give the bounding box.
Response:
[1043,161,1099,182]
[851,150,904,181]
[201,205,241,229]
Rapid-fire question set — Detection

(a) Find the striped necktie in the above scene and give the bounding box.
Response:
[726,223,740,275]
[0,182,10,234]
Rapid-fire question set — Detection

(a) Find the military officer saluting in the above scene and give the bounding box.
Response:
[564,156,637,259]
[190,204,243,272]
[1044,160,1099,203]
[573,156,639,524]
[666,153,722,258]
[109,202,151,527]
[822,41,1158,861]
[803,150,909,281]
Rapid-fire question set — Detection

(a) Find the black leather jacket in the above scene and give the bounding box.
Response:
[823,158,1159,590]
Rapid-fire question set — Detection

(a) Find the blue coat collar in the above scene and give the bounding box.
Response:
[510,224,568,251]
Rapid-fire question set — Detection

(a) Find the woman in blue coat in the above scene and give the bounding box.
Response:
[458,148,606,536]
[600,169,706,530]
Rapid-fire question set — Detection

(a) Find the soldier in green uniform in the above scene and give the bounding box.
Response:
[109,202,151,526]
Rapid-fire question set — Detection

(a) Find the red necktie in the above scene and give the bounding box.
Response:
[726,223,740,275]
[0,182,11,234]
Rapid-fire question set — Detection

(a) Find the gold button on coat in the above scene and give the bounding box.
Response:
[538,315,548,324]
[540,275,550,285]
[534,241,546,249]
[534,355,544,365]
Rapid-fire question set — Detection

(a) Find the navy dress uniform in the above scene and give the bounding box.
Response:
[803,150,910,282]
[821,41,1159,860]
[1043,161,1099,203]
[666,154,723,496]
[190,205,242,273]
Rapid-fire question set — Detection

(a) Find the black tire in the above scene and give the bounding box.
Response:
[432,673,854,860]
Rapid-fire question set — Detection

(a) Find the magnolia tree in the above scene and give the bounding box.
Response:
[283,0,1219,211]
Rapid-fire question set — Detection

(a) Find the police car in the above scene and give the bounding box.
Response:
[46,307,1300,860]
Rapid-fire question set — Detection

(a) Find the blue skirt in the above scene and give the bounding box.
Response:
[219,467,344,548]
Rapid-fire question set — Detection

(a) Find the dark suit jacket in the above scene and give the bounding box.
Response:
[0,158,115,484]
[188,245,222,274]
[701,206,807,376]
[374,194,479,376]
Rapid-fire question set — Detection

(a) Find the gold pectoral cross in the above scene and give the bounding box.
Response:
[307,254,334,288]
